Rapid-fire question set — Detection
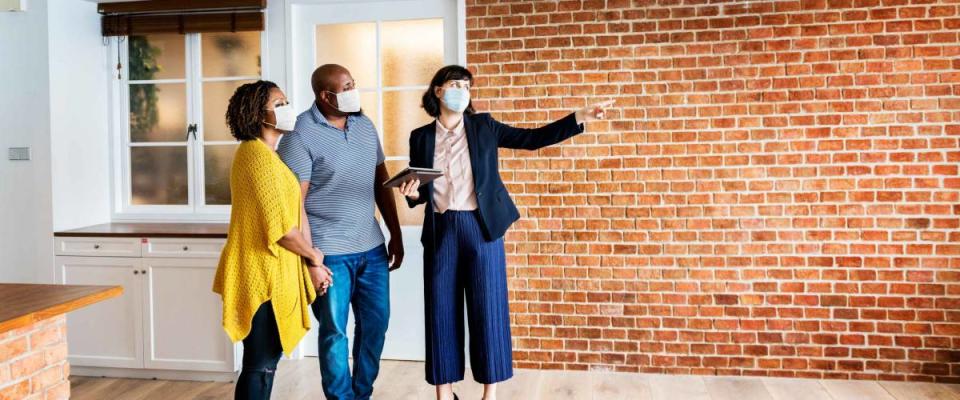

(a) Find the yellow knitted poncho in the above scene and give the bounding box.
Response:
[213,139,317,356]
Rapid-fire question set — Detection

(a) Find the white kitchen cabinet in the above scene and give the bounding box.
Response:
[55,256,144,369]
[142,257,234,372]
[54,233,238,381]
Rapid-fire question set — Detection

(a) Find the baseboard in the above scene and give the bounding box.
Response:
[71,366,238,382]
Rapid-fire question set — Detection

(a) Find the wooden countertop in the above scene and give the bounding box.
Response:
[54,222,228,239]
[0,284,123,333]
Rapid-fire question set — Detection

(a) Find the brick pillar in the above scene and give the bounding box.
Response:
[0,316,70,400]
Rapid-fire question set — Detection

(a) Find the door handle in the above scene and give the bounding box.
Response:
[185,124,198,141]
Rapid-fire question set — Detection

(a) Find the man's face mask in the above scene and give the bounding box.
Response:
[325,89,361,113]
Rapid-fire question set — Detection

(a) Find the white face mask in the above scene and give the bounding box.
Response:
[327,89,361,113]
[266,103,296,131]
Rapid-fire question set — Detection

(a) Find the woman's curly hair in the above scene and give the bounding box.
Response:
[225,80,278,141]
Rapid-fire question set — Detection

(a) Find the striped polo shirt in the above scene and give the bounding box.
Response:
[277,103,385,256]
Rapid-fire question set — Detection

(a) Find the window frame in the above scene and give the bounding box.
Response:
[107,31,269,221]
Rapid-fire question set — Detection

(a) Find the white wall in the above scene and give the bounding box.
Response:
[0,1,54,283]
[47,1,111,231]
[0,0,110,283]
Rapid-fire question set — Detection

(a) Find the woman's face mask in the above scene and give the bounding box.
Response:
[265,102,296,132]
[441,87,470,113]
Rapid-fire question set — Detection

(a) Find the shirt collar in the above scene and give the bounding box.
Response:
[435,117,465,136]
[310,102,357,131]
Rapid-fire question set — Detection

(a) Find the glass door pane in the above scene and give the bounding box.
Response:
[127,34,190,206]
[315,23,377,90]
[129,34,185,80]
[129,83,188,142]
[198,31,262,207]
[131,147,189,205]
[201,31,261,77]
[382,90,433,158]
[203,144,238,205]
[201,79,256,142]
[381,19,444,87]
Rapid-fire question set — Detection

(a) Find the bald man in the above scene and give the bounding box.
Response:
[278,64,403,400]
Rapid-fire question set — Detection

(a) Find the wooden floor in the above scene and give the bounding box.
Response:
[70,359,960,400]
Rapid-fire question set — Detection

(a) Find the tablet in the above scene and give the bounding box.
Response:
[382,167,444,188]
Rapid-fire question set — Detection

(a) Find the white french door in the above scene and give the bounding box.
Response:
[289,0,463,361]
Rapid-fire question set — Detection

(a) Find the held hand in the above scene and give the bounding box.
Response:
[306,248,333,295]
[397,178,420,200]
[387,237,404,271]
[307,265,333,296]
[575,99,616,124]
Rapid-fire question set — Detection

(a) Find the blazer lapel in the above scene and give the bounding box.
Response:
[422,125,436,204]
[463,115,483,189]
[424,126,435,169]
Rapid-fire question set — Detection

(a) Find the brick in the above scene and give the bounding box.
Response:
[0,338,28,361]
[29,365,62,394]
[43,381,69,400]
[27,325,62,351]
[10,352,45,379]
[0,379,30,400]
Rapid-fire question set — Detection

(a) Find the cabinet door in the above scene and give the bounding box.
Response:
[55,256,144,368]
[142,257,236,372]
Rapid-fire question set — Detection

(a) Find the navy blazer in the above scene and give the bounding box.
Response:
[406,112,584,247]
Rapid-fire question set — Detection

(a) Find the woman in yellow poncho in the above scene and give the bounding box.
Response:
[213,80,333,400]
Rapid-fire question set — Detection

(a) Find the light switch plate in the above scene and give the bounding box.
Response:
[8,147,30,161]
[1,0,26,12]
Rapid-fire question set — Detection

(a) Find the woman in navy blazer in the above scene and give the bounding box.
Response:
[396,65,613,400]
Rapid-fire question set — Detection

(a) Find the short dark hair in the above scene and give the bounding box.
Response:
[421,65,475,118]
[225,80,278,141]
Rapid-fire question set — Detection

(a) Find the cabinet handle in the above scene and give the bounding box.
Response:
[93,244,101,249]
[182,246,189,251]
[141,270,147,274]
[134,270,139,275]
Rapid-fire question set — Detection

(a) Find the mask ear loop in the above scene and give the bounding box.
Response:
[262,107,276,128]
[321,91,340,110]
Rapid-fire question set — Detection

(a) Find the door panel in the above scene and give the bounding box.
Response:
[291,0,460,361]
[142,257,236,371]
[56,256,144,368]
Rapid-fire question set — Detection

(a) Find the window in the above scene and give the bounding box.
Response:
[314,18,445,225]
[117,31,262,215]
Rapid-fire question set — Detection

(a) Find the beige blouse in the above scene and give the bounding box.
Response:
[432,118,478,213]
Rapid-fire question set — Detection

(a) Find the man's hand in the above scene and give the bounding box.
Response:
[387,237,404,271]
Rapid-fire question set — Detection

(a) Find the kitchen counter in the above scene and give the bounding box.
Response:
[54,222,228,239]
[0,283,122,334]
[0,283,121,398]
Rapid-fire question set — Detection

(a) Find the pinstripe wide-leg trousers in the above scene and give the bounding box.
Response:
[424,210,514,385]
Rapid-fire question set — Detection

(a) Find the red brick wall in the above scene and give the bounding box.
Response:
[0,316,70,400]
[465,0,960,382]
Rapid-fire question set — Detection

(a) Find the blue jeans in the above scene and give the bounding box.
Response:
[312,244,390,400]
